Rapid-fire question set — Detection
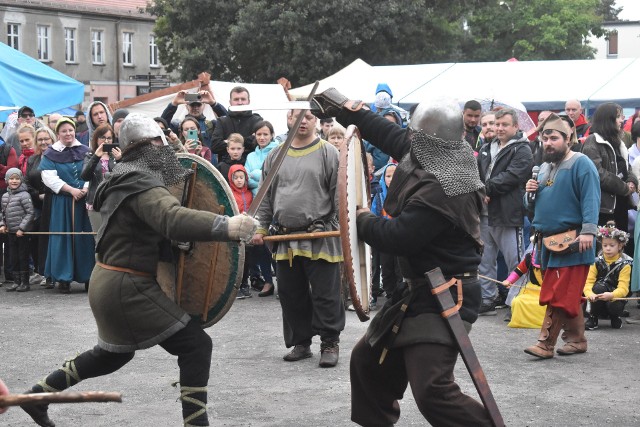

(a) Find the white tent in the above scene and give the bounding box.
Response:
[125,81,291,136]
[290,58,640,112]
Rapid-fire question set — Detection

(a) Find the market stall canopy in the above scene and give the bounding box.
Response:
[0,42,84,121]
[290,57,640,113]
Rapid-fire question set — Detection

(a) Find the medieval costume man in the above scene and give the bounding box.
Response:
[20,114,258,427]
[311,89,493,426]
[524,113,600,358]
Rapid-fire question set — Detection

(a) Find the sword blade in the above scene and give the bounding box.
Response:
[247,82,319,217]
[228,101,312,112]
[426,268,505,427]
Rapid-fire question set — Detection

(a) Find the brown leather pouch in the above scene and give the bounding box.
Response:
[542,229,579,254]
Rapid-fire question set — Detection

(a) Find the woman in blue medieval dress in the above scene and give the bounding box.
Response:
[40,118,94,292]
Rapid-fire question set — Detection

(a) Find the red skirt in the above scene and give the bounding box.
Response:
[539,265,589,318]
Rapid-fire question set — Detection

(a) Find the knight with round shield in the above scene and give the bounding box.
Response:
[19,114,258,427]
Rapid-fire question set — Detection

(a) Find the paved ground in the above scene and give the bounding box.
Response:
[1,282,640,426]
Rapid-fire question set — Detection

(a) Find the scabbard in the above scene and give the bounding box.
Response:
[425,268,505,427]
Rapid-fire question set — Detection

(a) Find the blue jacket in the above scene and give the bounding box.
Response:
[371,163,395,218]
[245,140,279,195]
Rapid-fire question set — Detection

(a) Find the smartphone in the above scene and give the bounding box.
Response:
[185,93,202,103]
[186,130,199,141]
[102,143,118,153]
[162,128,171,136]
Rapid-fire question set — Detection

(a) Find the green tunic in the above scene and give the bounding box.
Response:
[90,172,228,352]
[256,139,343,263]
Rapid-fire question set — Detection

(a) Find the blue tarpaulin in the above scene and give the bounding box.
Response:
[0,42,84,121]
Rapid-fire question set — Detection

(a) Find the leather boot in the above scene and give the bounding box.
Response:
[557,309,587,355]
[5,273,20,292]
[524,306,563,359]
[319,341,339,368]
[16,271,30,292]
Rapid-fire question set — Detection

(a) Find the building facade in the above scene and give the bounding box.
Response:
[591,20,640,59]
[0,0,171,111]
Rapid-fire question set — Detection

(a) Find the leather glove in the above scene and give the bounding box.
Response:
[310,88,364,119]
[227,213,259,243]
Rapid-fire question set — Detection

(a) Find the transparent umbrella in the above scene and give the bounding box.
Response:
[475,97,536,134]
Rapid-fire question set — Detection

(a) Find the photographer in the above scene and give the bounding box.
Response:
[160,86,228,153]
[81,124,121,236]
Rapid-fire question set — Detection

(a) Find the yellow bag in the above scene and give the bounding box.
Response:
[508,282,546,329]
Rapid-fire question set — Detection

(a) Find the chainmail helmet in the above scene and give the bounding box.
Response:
[118,113,168,151]
[407,97,484,197]
[112,114,190,187]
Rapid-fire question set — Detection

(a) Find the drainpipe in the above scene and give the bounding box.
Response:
[115,19,121,103]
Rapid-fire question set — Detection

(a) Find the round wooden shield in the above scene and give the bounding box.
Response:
[338,125,372,322]
[157,153,244,328]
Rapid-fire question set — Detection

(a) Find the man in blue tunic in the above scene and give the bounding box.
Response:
[524,113,600,359]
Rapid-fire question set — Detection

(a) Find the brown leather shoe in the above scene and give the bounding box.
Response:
[556,341,587,355]
[319,343,339,368]
[524,343,554,359]
[283,345,312,362]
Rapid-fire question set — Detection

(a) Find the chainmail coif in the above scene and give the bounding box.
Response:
[111,142,191,188]
[410,129,484,197]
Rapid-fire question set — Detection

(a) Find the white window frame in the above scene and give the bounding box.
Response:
[64,27,77,63]
[149,34,159,67]
[91,29,105,64]
[37,24,51,61]
[7,23,20,50]
[122,31,133,65]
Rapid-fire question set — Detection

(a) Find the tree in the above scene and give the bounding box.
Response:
[146,0,242,82]
[148,0,469,85]
[597,0,622,21]
[147,0,613,84]
[461,0,606,61]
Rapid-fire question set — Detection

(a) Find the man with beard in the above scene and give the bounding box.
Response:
[18,114,258,427]
[211,86,263,163]
[524,113,600,359]
[477,111,497,149]
[462,100,482,151]
[310,89,491,425]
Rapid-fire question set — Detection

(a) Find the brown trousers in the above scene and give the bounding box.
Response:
[350,336,492,427]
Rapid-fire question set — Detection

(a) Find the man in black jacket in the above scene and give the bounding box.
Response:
[477,109,533,317]
[210,86,263,163]
[311,89,492,426]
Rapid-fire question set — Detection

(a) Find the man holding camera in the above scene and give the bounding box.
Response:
[161,87,228,151]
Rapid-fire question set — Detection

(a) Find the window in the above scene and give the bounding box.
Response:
[37,25,50,61]
[65,28,76,63]
[122,32,133,65]
[91,30,104,64]
[7,23,20,50]
[607,30,618,56]
[149,35,159,67]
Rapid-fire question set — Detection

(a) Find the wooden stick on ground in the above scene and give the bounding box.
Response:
[0,391,122,407]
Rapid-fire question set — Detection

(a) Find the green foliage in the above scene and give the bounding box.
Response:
[147,0,612,85]
[461,0,605,61]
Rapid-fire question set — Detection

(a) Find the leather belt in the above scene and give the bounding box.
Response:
[96,261,154,278]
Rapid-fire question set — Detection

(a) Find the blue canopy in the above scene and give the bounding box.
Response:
[0,42,84,121]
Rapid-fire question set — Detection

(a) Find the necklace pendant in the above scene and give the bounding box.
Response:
[546,179,554,186]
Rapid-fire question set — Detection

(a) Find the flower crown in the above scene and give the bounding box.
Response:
[597,223,629,245]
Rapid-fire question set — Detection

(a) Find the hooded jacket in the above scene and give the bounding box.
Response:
[211,111,263,162]
[228,164,253,213]
[477,133,533,227]
[245,140,279,195]
[85,101,113,145]
[371,163,396,219]
[0,176,34,232]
